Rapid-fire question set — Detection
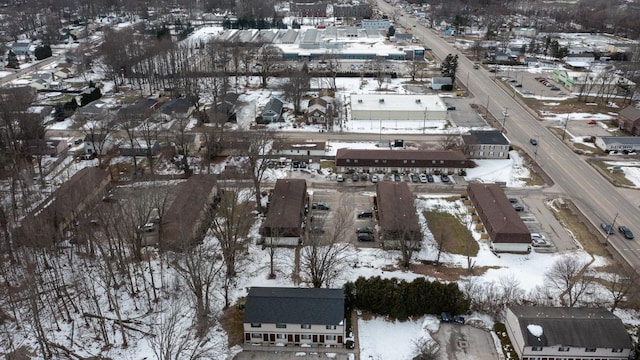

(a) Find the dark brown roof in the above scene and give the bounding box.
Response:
[261,179,307,236]
[335,149,472,168]
[18,167,111,247]
[376,181,421,240]
[467,183,529,243]
[308,97,327,108]
[161,175,217,250]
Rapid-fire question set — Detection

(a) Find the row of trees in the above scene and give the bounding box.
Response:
[344,276,470,319]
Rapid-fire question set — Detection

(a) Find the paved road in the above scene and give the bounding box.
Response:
[377,0,640,270]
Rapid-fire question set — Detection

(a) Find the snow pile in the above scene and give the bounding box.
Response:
[527,324,544,337]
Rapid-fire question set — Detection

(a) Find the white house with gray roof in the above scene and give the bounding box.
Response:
[505,306,633,360]
[462,130,510,159]
[595,136,640,152]
[243,287,346,348]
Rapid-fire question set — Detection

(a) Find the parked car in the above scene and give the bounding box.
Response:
[473,64,479,69]
[352,173,359,182]
[357,211,374,219]
[357,227,374,234]
[529,138,538,146]
[446,105,456,111]
[508,197,518,203]
[336,174,344,182]
[419,174,428,183]
[410,173,419,183]
[393,173,401,182]
[426,174,434,183]
[357,232,374,241]
[453,315,465,324]
[587,120,597,125]
[441,174,450,183]
[440,312,454,323]
[312,202,330,210]
[513,204,525,212]
[618,226,634,239]
[371,174,379,183]
[601,223,614,235]
[140,223,155,233]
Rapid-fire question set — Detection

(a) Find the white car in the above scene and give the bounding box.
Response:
[336,174,344,182]
[371,175,379,183]
[530,233,546,240]
[419,174,428,183]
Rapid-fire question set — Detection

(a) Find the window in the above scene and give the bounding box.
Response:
[432,160,436,164]
[276,334,285,339]
[276,323,286,329]
[411,160,415,163]
[558,346,569,352]
[346,159,350,163]
[612,348,623,353]
[403,160,407,163]
[374,159,379,163]
[440,160,444,164]
[301,324,311,329]
[301,334,311,340]
[251,333,261,338]
[326,335,337,341]
[382,159,386,163]
[354,159,358,163]
[489,152,494,156]
[326,325,336,330]
[585,348,596,352]
[251,323,261,328]
[531,346,543,351]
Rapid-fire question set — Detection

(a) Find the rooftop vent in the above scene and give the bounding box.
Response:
[415,99,421,103]
[379,98,385,103]
[358,99,363,103]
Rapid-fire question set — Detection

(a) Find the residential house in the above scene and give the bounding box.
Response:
[118,98,159,121]
[505,306,633,360]
[243,287,346,348]
[77,99,117,121]
[27,105,53,121]
[118,138,160,157]
[429,77,453,90]
[335,149,472,175]
[11,41,33,57]
[260,179,308,246]
[595,136,640,152]
[261,98,284,123]
[160,175,218,251]
[376,181,422,249]
[306,97,328,125]
[467,183,530,253]
[617,105,640,135]
[272,141,326,160]
[23,139,68,157]
[16,168,111,247]
[157,98,195,122]
[84,133,114,156]
[461,130,510,159]
[207,93,240,123]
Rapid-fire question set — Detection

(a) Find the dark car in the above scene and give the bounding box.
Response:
[352,173,359,182]
[357,211,373,219]
[312,202,330,211]
[530,138,538,146]
[618,226,634,239]
[357,232,374,241]
[601,223,614,235]
[440,312,454,323]
[426,174,434,183]
[441,174,450,183]
[447,105,456,111]
[513,204,525,212]
[410,173,419,183]
[453,315,465,324]
[393,173,401,182]
[508,197,518,203]
[357,227,374,234]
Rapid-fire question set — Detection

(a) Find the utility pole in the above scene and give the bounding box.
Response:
[562,114,570,140]
[604,213,618,246]
[501,108,509,133]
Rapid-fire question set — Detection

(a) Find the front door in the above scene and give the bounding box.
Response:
[313,335,318,343]
[269,334,275,342]
[288,334,293,342]
[295,334,300,343]
[319,335,325,343]
[262,333,268,342]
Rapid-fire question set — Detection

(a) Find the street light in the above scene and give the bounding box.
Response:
[604,213,618,246]
[501,108,509,133]
[423,106,428,134]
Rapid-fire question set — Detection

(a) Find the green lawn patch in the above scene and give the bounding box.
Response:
[423,210,478,256]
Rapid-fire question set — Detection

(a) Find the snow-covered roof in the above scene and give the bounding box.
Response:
[351,94,446,112]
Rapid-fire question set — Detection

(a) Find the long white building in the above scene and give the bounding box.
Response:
[349,94,448,132]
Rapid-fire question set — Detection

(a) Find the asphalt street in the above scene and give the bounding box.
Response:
[377,0,640,270]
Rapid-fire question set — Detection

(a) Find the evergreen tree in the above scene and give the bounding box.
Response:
[387,25,395,38]
[34,45,52,60]
[441,53,459,82]
[6,50,19,69]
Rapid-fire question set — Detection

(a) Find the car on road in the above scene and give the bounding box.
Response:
[336,174,344,182]
[357,211,374,219]
[529,138,538,146]
[587,120,597,125]
[618,226,634,239]
[601,223,614,234]
[473,64,479,69]
[447,105,456,111]
[312,202,330,210]
[513,204,525,212]
[523,90,532,95]
[441,174,450,183]
[508,197,518,203]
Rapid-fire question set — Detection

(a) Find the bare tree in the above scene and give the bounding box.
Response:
[408,58,426,82]
[439,132,461,150]
[300,206,353,288]
[242,129,281,213]
[281,63,311,115]
[545,255,594,307]
[256,44,284,88]
[84,114,117,167]
[170,239,223,337]
[209,187,253,309]
[605,267,639,312]
[412,337,439,360]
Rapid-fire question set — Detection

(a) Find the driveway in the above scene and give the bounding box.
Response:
[431,323,499,360]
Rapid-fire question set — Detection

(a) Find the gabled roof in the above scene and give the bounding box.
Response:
[160,98,193,116]
[619,105,640,121]
[244,287,344,325]
[335,149,472,169]
[261,179,306,233]
[462,130,510,146]
[263,98,284,115]
[509,305,632,349]
[376,181,421,237]
[598,136,640,145]
[119,98,158,118]
[467,183,529,242]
